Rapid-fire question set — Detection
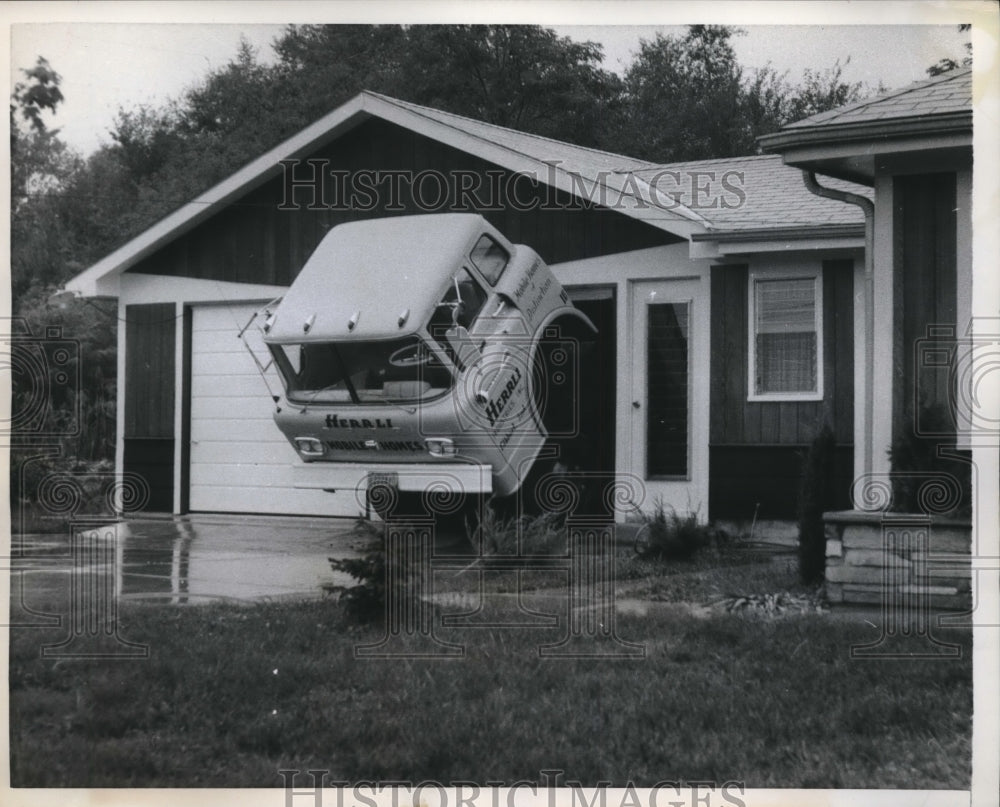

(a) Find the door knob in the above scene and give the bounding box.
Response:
[632,401,641,409]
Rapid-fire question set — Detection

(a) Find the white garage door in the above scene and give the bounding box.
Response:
[189,304,358,517]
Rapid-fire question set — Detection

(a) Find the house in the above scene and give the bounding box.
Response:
[759,67,975,607]
[63,90,872,523]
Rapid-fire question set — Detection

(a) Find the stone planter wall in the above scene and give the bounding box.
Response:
[823,510,972,610]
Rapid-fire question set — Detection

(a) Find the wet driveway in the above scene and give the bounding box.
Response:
[11,514,364,610]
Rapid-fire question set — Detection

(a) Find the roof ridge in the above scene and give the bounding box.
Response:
[363,90,655,170]
[628,154,780,171]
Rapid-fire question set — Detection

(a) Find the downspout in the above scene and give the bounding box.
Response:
[801,170,875,488]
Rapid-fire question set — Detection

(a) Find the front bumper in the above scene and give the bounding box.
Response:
[291,461,493,495]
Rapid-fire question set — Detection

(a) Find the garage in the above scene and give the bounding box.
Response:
[188,303,358,517]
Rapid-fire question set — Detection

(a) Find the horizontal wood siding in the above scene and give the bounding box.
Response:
[127,119,679,285]
[124,302,176,512]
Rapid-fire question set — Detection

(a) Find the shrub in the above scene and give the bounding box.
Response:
[634,498,710,561]
[11,452,118,533]
[478,506,566,555]
[797,424,836,585]
[328,520,399,622]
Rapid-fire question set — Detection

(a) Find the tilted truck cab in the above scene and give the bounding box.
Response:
[254,213,596,516]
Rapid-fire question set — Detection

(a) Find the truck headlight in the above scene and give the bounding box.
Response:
[425,438,456,458]
[294,437,324,457]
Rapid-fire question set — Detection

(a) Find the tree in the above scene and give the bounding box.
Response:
[9,57,117,466]
[620,26,749,162]
[614,26,877,162]
[786,60,870,121]
[10,57,82,299]
[10,57,76,210]
[927,24,972,76]
[401,25,623,147]
[10,55,63,133]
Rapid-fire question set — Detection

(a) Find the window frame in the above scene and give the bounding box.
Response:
[747,267,824,403]
[469,234,510,286]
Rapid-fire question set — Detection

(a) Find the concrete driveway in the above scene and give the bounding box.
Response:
[12,514,364,609]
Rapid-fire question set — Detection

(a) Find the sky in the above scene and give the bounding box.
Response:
[6,6,975,157]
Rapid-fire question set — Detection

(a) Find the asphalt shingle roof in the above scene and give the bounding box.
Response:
[368,92,659,175]
[784,68,971,130]
[372,95,869,233]
[629,154,870,231]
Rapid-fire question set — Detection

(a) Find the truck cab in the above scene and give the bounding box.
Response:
[256,214,595,518]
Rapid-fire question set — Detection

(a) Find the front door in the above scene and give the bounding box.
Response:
[629,278,709,520]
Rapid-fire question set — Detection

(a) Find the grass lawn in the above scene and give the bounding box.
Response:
[8,543,972,789]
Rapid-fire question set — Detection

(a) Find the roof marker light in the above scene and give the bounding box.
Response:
[348,310,360,331]
[303,313,315,333]
[398,308,410,328]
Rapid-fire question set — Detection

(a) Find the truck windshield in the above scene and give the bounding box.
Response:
[269,337,453,405]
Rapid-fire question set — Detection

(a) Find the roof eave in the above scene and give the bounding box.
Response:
[690,223,865,243]
[758,112,972,155]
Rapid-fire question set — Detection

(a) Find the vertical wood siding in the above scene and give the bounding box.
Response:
[127,118,679,285]
[709,260,854,445]
[124,303,176,511]
[893,172,957,439]
[124,303,176,437]
[708,260,855,520]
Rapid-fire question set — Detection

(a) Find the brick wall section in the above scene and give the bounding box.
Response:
[823,510,971,610]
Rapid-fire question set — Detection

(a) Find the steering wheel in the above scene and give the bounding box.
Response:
[388,342,431,367]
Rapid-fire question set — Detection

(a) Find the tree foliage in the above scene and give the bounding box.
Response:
[927,24,972,76]
[616,27,873,162]
[621,26,750,161]
[10,56,63,133]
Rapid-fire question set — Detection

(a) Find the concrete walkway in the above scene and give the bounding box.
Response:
[12,514,363,607]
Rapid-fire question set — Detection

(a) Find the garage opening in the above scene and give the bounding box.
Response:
[566,287,616,476]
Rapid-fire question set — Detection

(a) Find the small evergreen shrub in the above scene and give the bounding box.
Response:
[328,520,407,622]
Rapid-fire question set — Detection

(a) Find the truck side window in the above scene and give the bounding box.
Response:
[470,235,509,285]
[428,268,487,365]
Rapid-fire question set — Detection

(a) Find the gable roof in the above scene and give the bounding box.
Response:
[66,91,868,298]
[65,91,707,297]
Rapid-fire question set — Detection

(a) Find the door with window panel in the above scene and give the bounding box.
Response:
[629,279,708,519]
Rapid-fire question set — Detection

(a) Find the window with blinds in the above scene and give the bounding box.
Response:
[749,273,823,400]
